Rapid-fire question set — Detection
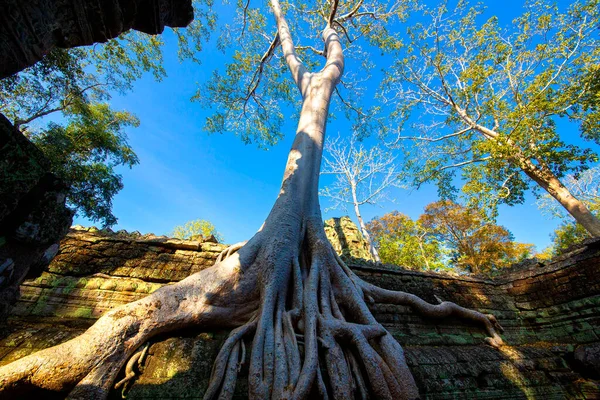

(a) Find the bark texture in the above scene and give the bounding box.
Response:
[0,3,505,399]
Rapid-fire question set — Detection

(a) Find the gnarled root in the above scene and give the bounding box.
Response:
[0,247,260,400]
[356,277,505,348]
[203,218,505,400]
[114,341,151,397]
[0,217,505,400]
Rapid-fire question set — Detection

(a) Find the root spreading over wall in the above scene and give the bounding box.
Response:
[0,1,505,398]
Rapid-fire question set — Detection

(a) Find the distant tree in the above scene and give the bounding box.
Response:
[549,222,589,255]
[419,200,534,274]
[172,219,224,243]
[321,134,402,261]
[384,0,600,235]
[367,211,446,271]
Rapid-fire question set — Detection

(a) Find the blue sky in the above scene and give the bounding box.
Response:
[73,0,599,252]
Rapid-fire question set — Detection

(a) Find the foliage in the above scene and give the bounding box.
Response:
[419,200,534,274]
[196,0,410,147]
[549,222,590,255]
[367,211,447,271]
[384,0,600,220]
[0,0,216,225]
[30,101,139,227]
[172,219,224,242]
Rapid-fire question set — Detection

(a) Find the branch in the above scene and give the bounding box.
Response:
[295,45,324,57]
[240,0,251,39]
[438,156,491,171]
[328,0,340,27]
[270,0,309,94]
[394,127,472,143]
[336,0,365,23]
[243,34,280,113]
[14,82,106,129]
[15,106,65,130]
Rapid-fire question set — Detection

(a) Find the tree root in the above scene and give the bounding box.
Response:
[114,341,151,397]
[200,221,505,400]
[217,241,248,263]
[0,218,506,400]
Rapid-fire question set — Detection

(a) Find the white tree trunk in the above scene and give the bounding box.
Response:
[351,188,381,262]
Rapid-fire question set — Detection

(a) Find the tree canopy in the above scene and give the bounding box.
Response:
[0,0,216,226]
[30,101,139,226]
[172,218,224,242]
[383,0,600,234]
[367,211,447,271]
[419,200,534,274]
[196,0,410,147]
[369,202,534,275]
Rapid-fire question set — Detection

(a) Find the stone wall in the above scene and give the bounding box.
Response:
[0,0,194,78]
[0,113,73,321]
[0,227,599,399]
[325,216,375,261]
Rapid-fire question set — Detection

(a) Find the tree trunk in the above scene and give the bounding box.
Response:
[455,108,600,237]
[521,159,600,237]
[351,185,381,262]
[417,235,430,269]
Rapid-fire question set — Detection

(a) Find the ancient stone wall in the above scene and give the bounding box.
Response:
[0,0,194,78]
[0,113,73,321]
[0,227,599,399]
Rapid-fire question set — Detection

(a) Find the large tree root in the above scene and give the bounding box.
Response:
[0,218,504,400]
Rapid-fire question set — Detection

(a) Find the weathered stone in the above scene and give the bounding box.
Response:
[0,113,73,322]
[1,228,600,398]
[0,0,194,79]
[324,216,374,261]
[574,343,600,379]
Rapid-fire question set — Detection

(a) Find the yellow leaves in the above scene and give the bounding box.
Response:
[536,13,552,31]
[171,219,224,242]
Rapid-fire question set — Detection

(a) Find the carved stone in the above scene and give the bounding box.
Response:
[0,0,193,78]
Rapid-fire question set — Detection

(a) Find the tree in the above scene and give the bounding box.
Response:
[0,2,505,399]
[367,211,446,270]
[321,134,403,261]
[30,101,139,227]
[549,222,589,255]
[0,1,216,226]
[0,46,146,227]
[384,0,600,235]
[172,219,224,242]
[419,200,534,274]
